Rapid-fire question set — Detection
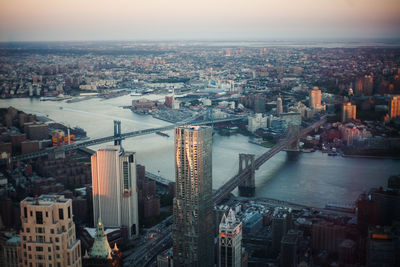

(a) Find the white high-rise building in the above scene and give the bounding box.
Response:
[91,146,139,239]
[218,209,242,267]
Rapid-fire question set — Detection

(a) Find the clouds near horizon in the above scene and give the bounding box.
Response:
[0,0,399,41]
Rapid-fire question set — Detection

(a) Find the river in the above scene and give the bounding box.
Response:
[1,96,399,208]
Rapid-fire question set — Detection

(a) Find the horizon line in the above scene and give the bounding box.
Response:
[1,37,400,44]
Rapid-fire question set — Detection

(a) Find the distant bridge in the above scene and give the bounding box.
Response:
[5,116,244,163]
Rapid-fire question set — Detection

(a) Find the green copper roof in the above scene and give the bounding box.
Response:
[89,218,112,258]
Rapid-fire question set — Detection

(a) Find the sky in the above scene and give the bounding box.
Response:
[0,0,399,42]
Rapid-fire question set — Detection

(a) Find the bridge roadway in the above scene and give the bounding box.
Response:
[126,116,326,267]
[144,171,171,186]
[6,117,244,163]
[213,116,326,204]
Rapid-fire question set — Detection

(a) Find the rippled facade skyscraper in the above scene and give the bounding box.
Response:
[173,126,214,267]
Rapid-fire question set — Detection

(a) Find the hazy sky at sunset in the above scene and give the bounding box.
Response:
[0,0,399,42]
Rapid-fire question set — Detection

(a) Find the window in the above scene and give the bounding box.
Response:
[23,236,26,241]
[28,246,31,251]
[26,228,30,233]
[48,247,51,252]
[49,255,52,260]
[123,161,130,191]
[24,207,27,218]
[36,246,43,252]
[56,254,60,259]
[50,229,54,234]
[30,211,32,217]
[46,211,48,217]
[36,227,44,233]
[37,236,45,243]
[56,246,60,251]
[68,206,71,219]
[58,209,64,220]
[36,211,43,224]
[55,237,59,242]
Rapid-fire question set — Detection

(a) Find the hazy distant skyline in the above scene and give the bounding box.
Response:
[1,0,399,42]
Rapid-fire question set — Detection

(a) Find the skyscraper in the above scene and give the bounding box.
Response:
[277,96,283,116]
[19,195,82,267]
[173,126,214,267]
[309,86,322,109]
[91,146,139,240]
[355,75,374,96]
[218,209,242,267]
[390,96,400,119]
[342,102,357,122]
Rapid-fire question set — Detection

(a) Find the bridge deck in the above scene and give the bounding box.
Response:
[5,117,244,163]
[213,117,326,204]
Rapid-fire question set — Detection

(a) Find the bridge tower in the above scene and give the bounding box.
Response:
[114,120,122,146]
[206,106,214,128]
[238,153,255,197]
[285,124,300,158]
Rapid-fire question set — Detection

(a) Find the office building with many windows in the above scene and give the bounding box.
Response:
[19,195,82,267]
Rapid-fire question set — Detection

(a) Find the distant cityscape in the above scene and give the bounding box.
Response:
[0,41,399,267]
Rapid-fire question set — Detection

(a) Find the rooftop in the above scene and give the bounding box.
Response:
[281,234,298,244]
[22,194,69,205]
[178,125,211,131]
[6,235,20,244]
[84,227,120,239]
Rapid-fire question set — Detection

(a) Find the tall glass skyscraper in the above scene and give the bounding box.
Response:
[91,146,139,240]
[173,126,214,266]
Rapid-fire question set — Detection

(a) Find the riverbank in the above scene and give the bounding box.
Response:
[342,154,400,160]
[248,139,275,148]
[236,196,356,216]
